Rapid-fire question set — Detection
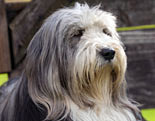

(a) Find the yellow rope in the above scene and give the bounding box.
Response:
[117,25,155,31]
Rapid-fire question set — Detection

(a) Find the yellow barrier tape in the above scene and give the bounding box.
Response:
[141,109,155,121]
[0,73,8,86]
[5,0,31,3]
[117,25,155,31]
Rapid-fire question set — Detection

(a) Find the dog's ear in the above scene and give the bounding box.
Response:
[24,26,69,120]
[25,27,49,83]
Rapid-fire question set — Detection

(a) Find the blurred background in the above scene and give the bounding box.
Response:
[0,0,155,120]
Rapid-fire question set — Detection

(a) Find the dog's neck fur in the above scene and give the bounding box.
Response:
[0,77,138,121]
[69,99,136,121]
[0,77,47,121]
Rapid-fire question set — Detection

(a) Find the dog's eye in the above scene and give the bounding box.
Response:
[70,29,85,48]
[102,28,111,36]
[73,29,84,38]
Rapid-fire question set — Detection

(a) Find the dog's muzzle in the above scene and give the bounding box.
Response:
[100,48,115,61]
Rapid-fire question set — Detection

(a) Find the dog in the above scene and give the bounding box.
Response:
[0,3,142,121]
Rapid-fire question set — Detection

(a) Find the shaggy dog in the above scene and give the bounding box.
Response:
[0,3,141,121]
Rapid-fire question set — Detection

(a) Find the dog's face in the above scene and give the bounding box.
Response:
[46,3,127,103]
[26,3,129,117]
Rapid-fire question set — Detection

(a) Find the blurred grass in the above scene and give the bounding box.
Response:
[0,73,8,86]
[141,109,155,121]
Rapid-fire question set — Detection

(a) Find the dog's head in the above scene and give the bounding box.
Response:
[25,3,136,120]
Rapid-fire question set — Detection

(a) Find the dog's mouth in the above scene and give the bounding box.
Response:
[111,69,117,82]
[96,56,115,70]
[94,57,119,82]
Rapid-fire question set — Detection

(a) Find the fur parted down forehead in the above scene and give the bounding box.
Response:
[44,3,117,38]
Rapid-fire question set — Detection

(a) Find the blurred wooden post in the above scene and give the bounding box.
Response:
[10,0,71,65]
[0,0,11,73]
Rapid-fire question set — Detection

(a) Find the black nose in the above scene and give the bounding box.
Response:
[100,48,115,61]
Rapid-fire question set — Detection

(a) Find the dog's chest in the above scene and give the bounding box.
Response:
[69,103,136,121]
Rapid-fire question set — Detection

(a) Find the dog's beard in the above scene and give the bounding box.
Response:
[68,41,127,108]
